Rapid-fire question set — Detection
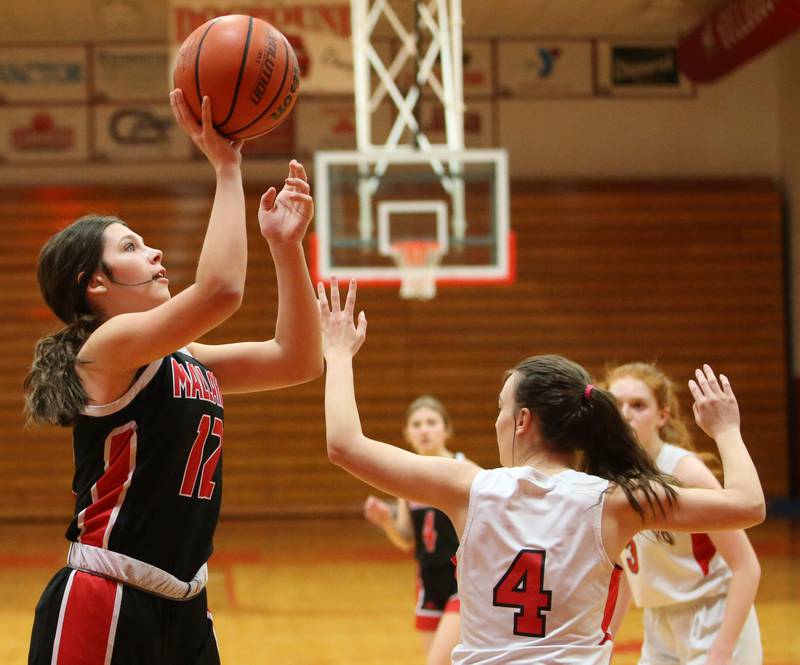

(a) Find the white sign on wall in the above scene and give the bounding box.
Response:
[498,41,593,97]
[0,48,87,103]
[94,104,193,161]
[0,107,89,163]
[419,99,495,148]
[94,46,171,102]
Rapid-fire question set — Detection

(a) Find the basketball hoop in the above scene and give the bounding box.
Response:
[390,239,443,300]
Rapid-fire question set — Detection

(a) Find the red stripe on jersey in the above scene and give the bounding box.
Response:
[599,564,622,644]
[691,533,717,575]
[78,422,137,548]
[53,571,121,665]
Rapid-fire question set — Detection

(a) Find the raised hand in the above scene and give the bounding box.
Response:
[688,364,741,440]
[318,277,367,359]
[258,160,314,246]
[169,89,242,170]
[363,495,393,527]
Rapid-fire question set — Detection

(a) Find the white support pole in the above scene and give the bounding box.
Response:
[349,0,468,244]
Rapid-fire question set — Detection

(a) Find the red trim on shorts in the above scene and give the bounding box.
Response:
[599,564,622,644]
[691,533,716,575]
[444,596,460,613]
[416,613,441,631]
[54,571,121,664]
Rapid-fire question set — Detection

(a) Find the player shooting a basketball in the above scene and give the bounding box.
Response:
[23,89,321,665]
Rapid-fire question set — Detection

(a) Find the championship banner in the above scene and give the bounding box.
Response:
[94,104,192,161]
[497,41,593,97]
[678,0,800,83]
[0,47,87,103]
[0,107,88,163]
[94,46,170,102]
[169,1,353,94]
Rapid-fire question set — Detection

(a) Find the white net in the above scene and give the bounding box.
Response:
[390,240,443,300]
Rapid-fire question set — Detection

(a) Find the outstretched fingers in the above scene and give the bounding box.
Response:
[719,373,733,396]
[329,276,341,312]
[343,279,357,317]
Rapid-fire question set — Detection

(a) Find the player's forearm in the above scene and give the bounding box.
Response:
[269,241,323,379]
[325,353,365,464]
[709,559,760,658]
[195,164,247,299]
[714,429,765,525]
[381,520,414,551]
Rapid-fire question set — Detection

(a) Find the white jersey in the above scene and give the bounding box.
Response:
[452,466,620,665]
[621,443,732,608]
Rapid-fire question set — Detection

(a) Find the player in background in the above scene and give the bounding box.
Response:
[605,362,762,665]
[364,396,475,665]
[23,90,321,665]
[316,278,765,665]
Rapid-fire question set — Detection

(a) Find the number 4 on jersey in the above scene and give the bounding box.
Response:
[493,549,552,638]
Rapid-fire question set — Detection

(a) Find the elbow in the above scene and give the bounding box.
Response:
[326,437,350,468]
[201,280,244,316]
[302,354,325,382]
[744,498,766,528]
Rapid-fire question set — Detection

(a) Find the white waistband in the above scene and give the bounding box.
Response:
[67,542,208,601]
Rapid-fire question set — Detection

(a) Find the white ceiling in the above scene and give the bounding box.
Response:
[0,0,727,43]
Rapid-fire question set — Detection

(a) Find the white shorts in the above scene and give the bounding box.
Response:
[639,595,761,665]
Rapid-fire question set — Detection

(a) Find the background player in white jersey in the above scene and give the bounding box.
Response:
[364,396,469,665]
[605,362,762,665]
[317,278,765,665]
[23,90,322,665]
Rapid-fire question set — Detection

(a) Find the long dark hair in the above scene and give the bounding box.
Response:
[509,355,678,525]
[24,215,124,426]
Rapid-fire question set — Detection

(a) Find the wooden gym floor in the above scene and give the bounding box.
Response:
[0,516,798,664]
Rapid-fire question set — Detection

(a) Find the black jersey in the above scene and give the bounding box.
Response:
[409,503,460,567]
[65,349,224,582]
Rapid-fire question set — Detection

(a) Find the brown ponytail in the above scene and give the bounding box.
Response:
[23,215,122,426]
[509,355,678,524]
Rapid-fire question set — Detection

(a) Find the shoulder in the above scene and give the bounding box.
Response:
[672,453,721,489]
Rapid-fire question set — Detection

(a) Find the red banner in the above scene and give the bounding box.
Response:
[678,0,800,83]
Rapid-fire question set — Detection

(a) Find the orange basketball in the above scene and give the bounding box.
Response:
[173,15,300,140]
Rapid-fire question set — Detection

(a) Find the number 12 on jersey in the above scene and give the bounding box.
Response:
[179,414,223,500]
[493,549,552,638]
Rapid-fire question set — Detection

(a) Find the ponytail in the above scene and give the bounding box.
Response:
[510,355,678,529]
[24,214,121,427]
[24,315,99,426]
[578,386,678,534]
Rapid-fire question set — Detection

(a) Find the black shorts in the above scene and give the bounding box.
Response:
[415,562,460,631]
[29,567,219,665]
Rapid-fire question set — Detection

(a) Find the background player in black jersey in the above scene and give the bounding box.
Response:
[364,396,477,665]
[22,90,322,665]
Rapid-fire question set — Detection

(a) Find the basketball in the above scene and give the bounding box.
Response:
[173,15,300,140]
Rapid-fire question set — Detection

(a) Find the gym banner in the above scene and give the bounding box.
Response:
[94,46,171,102]
[596,41,693,97]
[0,47,87,103]
[169,1,353,94]
[94,104,192,162]
[497,41,593,97]
[0,107,88,163]
[678,0,800,83]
